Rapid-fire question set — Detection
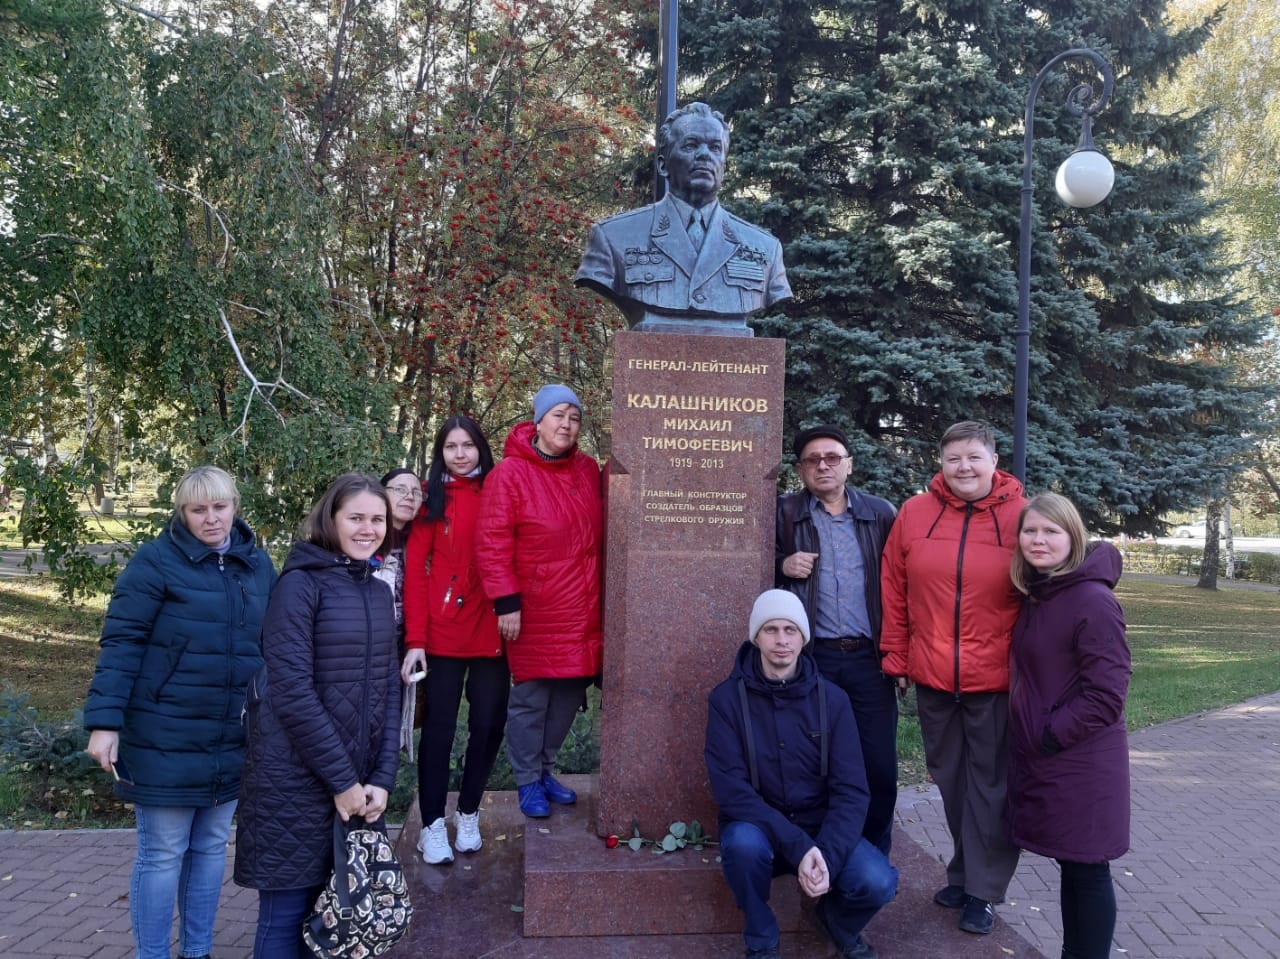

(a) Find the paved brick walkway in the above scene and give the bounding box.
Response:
[1,691,1275,958]
[897,690,1280,959]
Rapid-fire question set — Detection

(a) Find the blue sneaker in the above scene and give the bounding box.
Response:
[540,772,577,804]
[518,781,550,818]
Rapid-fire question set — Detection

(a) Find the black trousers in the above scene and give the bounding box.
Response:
[417,654,510,822]
[811,642,898,854]
[1059,859,1116,959]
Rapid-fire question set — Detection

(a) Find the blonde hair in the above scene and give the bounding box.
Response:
[1011,492,1088,594]
[173,466,240,513]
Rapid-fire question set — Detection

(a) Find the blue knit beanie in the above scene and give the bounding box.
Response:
[533,384,583,424]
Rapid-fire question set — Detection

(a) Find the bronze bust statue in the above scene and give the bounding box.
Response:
[575,102,792,337]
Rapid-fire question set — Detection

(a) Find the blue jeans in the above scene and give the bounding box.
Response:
[131,802,237,959]
[255,885,324,959]
[720,820,898,952]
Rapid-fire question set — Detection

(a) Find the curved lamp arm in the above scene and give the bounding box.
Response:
[1013,49,1115,484]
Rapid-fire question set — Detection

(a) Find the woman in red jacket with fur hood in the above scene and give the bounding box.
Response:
[402,415,506,865]
[475,385,604,819]
[880,421,1026,936]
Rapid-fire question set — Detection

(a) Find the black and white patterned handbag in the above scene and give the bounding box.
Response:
[304,817,412,957]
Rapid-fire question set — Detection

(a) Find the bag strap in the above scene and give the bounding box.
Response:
[324,579,378,940]
[331,817,355,923]
[818,682,829,779]
[736,678,760,793]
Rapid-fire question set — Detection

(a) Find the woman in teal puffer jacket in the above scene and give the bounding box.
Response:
[84,466,275,959]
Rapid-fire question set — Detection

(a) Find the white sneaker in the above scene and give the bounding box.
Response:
[418,816,454,864]
[454,809,482,853]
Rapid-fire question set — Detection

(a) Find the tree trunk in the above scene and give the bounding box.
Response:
[1223,500,1235,579]
[1195,499,1224,589]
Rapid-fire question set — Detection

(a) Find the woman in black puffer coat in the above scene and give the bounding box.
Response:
[234,473,401,959]
[84,465,275,959]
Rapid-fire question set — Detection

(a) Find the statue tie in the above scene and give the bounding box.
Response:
[688,211,707,252]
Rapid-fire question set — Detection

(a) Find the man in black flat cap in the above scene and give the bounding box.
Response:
[775,425,899,855]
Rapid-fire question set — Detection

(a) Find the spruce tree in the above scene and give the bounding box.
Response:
[682,0,1269,531]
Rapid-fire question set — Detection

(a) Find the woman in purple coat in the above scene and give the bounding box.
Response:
[1009,493,1131,959]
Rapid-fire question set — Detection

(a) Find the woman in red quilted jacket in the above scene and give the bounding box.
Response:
[475,384,604,819]
[401,415,507,865]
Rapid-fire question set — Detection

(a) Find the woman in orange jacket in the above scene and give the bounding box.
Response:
[880,421,1026,935]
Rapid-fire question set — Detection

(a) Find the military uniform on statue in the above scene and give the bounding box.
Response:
[574,101,791,336]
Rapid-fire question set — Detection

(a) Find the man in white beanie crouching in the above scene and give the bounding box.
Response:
[705,589,897,959]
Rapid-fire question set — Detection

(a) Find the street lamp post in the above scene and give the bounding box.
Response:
[1013,48,1115,484]
[654,0,678,201]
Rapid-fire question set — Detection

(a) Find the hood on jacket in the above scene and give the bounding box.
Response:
[928,467,1024,512]
[729,639,821,697]
[925,468,1024,544]
[503,420,580,466]
[166,514,261,565]
[1027,540,1122,602]
[280,539,378,578]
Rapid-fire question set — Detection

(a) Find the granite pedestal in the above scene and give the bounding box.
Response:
[394,783,1047,958]
[596,331,785,838]
[522,330,786,936]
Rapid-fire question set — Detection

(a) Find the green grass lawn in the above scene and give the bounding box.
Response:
[1,573,1277,826]
[891,576,1280,786]
[1117,578,1280,728]
[0,496,164,551]
[0,579,107,716]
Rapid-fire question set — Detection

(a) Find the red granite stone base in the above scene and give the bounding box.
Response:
[393,785,1047,958]
[521,775,802,937]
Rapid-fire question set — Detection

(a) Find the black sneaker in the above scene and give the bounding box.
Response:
[959,895,995,935]
[744,945,781,959]
[816,896,879,959]
[933,883,966,909]
[838,936,878,959]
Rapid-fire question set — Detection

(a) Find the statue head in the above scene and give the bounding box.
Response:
[656,102,730,208]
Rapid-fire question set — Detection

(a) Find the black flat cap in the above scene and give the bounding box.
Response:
[793,424,849,457]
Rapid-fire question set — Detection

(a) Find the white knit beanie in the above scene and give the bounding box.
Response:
[748,589,811,645]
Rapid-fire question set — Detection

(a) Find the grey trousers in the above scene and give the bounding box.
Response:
[505,676,591,787]
[915,685,1021,903]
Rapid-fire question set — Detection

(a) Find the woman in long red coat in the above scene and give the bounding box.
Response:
[401,416,505,865]
[475,384,603,819]
[1010,492,1131,959]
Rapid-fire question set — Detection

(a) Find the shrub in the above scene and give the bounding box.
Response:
[1115,542,1280,585]
[0,682,128,827]
[1239,551,1280,585]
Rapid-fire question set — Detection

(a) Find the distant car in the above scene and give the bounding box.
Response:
[1173,519,1227,538]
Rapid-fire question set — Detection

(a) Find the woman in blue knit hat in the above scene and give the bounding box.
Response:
[475,384,604,818]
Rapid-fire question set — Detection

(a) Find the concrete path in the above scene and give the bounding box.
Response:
[1,692,1276,957]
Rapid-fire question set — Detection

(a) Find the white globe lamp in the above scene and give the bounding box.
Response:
[1055,147,1115,208]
